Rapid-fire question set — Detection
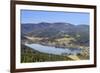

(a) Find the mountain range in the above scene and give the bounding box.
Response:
[21,22,89,39]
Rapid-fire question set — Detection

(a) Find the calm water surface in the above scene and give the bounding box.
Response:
[25,43,81,55]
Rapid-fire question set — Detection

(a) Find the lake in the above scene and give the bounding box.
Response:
[25,43,81,55]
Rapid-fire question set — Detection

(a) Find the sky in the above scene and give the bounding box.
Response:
[21,10,90,25]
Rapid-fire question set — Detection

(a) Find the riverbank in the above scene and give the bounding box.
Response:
[21,44,73,63]
[22,36,89,61]
[24,36,85,49]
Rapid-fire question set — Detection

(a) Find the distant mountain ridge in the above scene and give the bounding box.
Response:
[21,22,89,38]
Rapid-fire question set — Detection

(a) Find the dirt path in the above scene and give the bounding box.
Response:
[68,55,80,60]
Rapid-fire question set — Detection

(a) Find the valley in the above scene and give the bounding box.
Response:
[21,22,90,63]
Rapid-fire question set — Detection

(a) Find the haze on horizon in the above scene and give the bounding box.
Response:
[21,10,90,25]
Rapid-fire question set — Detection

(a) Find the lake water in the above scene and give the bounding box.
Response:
[25,43,81,55]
